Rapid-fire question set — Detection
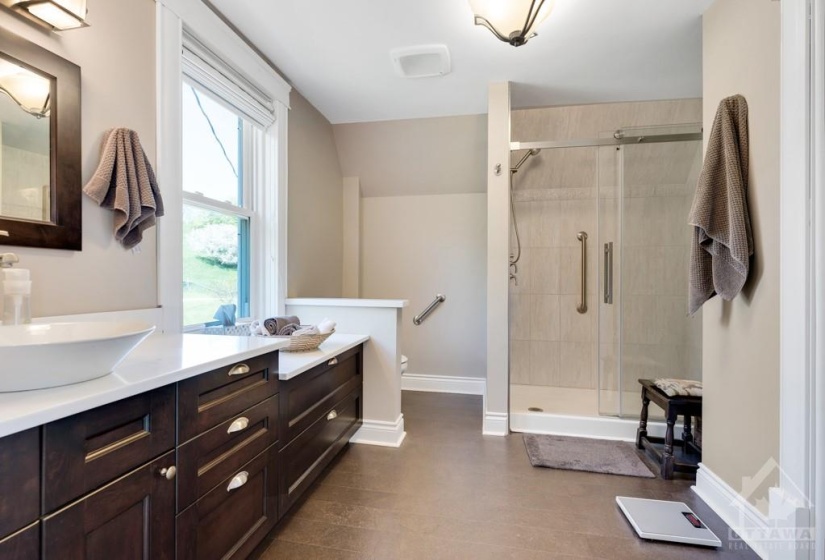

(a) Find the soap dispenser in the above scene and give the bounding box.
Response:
[0,253,31,325]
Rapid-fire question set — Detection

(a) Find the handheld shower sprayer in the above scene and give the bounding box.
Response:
[509,148,541,268]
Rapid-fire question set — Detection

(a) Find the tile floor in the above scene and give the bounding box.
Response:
[253,392,757,559]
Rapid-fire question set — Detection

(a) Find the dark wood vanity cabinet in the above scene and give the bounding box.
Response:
[0,428,39,541]
[177,352,282,559]
[0,523,40,560]
[42,451,177,560]
[0,343,364,560]
[278,346,363,513]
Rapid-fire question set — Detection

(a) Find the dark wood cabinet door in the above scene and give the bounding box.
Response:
[179,352,279,443]
[0,522,39,560]
[42,451,176,560]
[279,388,362,513]
[43,385,176,513]
[177,445,278,560]
[0,428,40,540]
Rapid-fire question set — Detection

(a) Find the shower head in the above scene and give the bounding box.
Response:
[511,149,541,173]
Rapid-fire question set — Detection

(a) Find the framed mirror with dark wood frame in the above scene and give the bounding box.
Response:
[0,26,81,251]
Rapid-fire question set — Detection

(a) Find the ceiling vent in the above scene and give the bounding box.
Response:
[390,45,451,79]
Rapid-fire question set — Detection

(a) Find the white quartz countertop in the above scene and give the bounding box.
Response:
[276,333,369,380]
[286,298,408,308]
[0,333,292,439]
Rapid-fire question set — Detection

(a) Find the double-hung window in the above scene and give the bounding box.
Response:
[180,33,276,330]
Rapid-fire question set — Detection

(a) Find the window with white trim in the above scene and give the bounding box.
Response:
[181,32,276,329]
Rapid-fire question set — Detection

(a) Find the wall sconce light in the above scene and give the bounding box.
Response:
[468,0,555,47]
[13,0,88,31]
[0,59,50,118]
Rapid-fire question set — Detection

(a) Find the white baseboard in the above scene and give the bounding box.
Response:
[510,411,682,442]
[692,463,770,559]
[483,411,508,436]
[350,415,406,448]
[401,373,485,395]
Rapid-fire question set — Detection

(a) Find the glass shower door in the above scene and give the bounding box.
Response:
[598,125,704,418]
[597,144,621,417]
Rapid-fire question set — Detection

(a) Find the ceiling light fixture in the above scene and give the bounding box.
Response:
[13,0,88,31]
[0,60,50,118]
[469,0,555,47]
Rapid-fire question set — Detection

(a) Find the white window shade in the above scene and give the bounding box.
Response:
[182,30,276,129]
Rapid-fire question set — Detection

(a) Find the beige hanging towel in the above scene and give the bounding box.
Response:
[687,95,753,315]
[83,128,164,249]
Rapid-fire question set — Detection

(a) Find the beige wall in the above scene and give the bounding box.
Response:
[701,0,781,511]
[0,0,157,317]
[332,115,491,379]
[333,114,487,197]
[361,194,487,379]
[287,91,344,298]
[509,100,703,407]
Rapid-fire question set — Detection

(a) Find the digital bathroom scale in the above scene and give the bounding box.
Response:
[616,496,722,548]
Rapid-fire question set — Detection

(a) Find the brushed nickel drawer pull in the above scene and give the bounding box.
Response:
[227,417,250,434]
[159,466,177,480]
[227,471,249,492]
[327,410,338,421]
[328,357,339,366]
[228,363,250,376]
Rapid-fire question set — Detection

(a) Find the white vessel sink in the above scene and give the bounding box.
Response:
[0,321,155,392]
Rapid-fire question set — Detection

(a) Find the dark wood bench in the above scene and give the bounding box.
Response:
[636,379,702,479]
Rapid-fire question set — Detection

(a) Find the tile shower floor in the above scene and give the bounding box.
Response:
[253,392,756,559]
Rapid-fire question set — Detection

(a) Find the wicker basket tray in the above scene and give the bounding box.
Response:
[278,330,334,352]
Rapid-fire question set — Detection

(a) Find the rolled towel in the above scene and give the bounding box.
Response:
[263,315,301,335]
[293,325,320,336]
[277,323,301,336]
[263,318,279,336]
[250,321,270,336]
[317,318,336,334]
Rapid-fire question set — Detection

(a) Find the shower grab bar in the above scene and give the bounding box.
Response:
[414,294,446,325]
[604,242,614,305]
[577,232,588,314]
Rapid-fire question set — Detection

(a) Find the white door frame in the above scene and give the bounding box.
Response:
[780,0,821,558]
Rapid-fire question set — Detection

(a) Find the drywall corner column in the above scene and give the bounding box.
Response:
[484,82,511,436]
[342,177,361,298]
[698,0,782,531]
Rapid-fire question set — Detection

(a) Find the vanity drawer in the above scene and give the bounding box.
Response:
[177,445,278,560]
[0,522,39,560]
[179,351,279,443]
[281,345,362,442]
[178,395,279,512]
[279,388,362,513]
[42,385,176,513]
[0,428,40,540]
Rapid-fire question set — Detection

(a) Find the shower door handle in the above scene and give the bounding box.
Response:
[604,242,614,305]
[577,232,588,314]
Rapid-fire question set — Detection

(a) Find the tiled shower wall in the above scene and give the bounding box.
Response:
[508,99,703,404]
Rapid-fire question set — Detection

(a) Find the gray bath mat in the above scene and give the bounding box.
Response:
[523,434,656,478]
